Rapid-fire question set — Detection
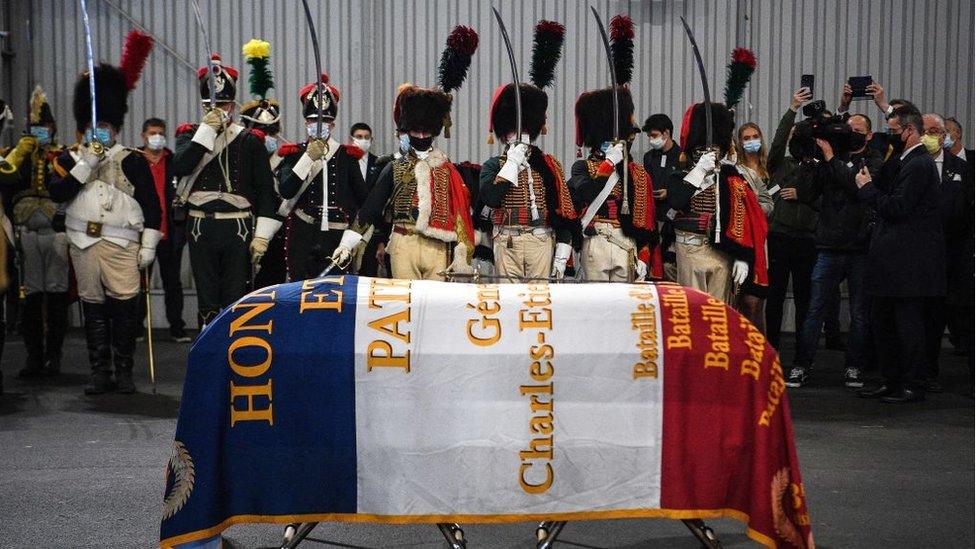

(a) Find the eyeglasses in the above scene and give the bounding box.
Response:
[924,128,944,136]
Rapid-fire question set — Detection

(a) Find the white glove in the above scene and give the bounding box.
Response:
[684,150,718,189]
[330,229,363,268]
[70,143,104,183]
[447,242,474,275]
[306,139,327,161]
[635,260,648,281]
[202,108,227,133]
[551,242,573,279]
[250,237,269,266]
[604,143,625,166]
[497,143,529,184]
[732,259,749,285]
[138,228,162,270]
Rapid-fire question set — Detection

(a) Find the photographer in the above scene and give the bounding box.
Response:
[765,88,820,355]
[786,100,871,389]
[854,105,944,404]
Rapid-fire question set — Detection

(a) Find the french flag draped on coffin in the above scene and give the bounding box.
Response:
[160,276,813,549]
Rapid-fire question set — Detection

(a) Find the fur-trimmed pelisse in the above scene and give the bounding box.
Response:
[73,63,129,131]
[240,99,281,134]
[490,83,548,141]
[395,86,452,136]
[681,102,735,155]
[574,86,635,148]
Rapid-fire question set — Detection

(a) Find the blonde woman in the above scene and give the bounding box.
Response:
[734,122,774,332]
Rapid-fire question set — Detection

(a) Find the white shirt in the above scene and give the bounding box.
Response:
[899,142,924,161]
[359,156,368,181]
[934,150,944,180]
[956,149,967,160]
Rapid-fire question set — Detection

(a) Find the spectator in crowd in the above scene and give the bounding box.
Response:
[920,113,970,392]
[138,118,190,342]
[944,117,975,165]
[734,121,774,331]
[855,105,944,403]
[765,88,820,353]
[787,110,872,389]
[348,123,386,277]
[642,113,681,281]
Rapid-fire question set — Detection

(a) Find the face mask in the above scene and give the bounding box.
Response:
[921,134,942,154]
[86,127,113,146]
[264,135,278,154]
[353,137,372,152]
[147,134,166,151]
[306,122,330,140]
[943,134,955,149]
[648,136,665,150]
[409,135,433,151]
[887,128,906,153]
[849,132,867,152]
[600,141,611,154]
[30,126,51,146]
[742,139,762,154]
[398,134,410,153]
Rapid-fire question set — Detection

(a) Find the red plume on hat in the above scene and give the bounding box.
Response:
[119,29,154,91]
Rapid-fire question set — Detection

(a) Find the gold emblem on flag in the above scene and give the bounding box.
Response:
[162,440,195,520]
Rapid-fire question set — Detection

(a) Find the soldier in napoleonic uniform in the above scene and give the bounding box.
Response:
[0,87,70,378]
[171,54,277,327]
[48,54,161,395]
[240,38,288,289]
[331,26,480,280]
[476,20,580,283]
[275,75,368,280]
[0,99,13,394]
[568,15,660,283]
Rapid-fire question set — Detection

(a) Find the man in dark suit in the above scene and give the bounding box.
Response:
[945,117,975,167]
[642,114,681,281]
[348,123,384,276]
[854,106,945,403]
[919,114,973,391]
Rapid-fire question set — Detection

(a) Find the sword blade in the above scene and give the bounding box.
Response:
[301,0,325,138]
[679,16,713,149]
[25,9,33,129]
[490,7,522,143]
[590,7,618,141]
[78,0,99,139]
[189,0,217,110]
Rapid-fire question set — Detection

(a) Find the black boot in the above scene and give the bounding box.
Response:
[82,301,114,395]
[109,296,141,394]
[18,293,46,378]
[42,292,70,375]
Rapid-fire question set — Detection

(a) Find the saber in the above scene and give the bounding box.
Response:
[300,0,325,140]
[144,270,157,394]
[24,8,33,130]
[679,16,713,150]
[78,0,101,153]
[590,7,629,215]
[189,0,217,110]
[490,7,523,144]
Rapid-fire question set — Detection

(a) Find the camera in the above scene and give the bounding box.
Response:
[790,100,855,161]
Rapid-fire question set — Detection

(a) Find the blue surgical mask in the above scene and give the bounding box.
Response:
[306,122,330,140]
[943,134,955,149]
[398,133,410,153]
[30,126,51,146]
[85,127,113,146]
[742,139,762,153]
[600,141,611,153]
[264,135,278,154]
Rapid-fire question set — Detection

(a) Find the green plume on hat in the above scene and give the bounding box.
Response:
[242,39,274,100]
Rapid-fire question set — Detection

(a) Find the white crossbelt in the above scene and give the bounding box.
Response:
[580,170,620,229]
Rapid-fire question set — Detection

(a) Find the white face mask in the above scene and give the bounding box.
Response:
[306,122,330,140]
[648,136,665,150]
[353,137,372,152]
[147,134,166,151]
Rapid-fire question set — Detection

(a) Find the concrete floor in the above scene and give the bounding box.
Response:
[0,331,972,549]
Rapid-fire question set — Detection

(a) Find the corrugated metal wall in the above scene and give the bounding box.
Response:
[4,0,972,164]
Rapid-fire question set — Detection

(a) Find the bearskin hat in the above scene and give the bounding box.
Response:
[29,86,56,126]
[394,84,452,136]
[299,74,340,121]
[488,84,548,142]
[574,86,636,149]
[679,102,735,155]
[197,54,239,105]
[73,64,129,132]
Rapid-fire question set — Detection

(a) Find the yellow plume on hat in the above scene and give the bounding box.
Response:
[29,85,47,125]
